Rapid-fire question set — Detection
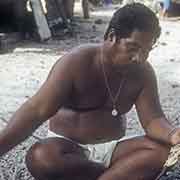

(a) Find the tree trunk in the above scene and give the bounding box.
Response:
[64,0,75,20]
[81,0,90,19]
[30,0,51,41]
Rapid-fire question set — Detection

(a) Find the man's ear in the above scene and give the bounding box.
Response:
[107,30,117,44]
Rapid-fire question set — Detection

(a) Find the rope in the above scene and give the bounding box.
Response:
[155,144,180,180]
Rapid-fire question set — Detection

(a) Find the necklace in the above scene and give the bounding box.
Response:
[100,48,125,117]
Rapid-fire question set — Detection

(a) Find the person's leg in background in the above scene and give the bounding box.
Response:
[81,0,90,19]
[160,0,171,18]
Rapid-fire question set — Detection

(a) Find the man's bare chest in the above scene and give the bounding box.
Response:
[68,72,143,114]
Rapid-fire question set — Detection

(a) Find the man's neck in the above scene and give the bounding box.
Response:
[101,45,127,74]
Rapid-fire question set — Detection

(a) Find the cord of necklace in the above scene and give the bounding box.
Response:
[100,47,125,107]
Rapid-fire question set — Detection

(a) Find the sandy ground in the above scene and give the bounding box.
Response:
[0,2,180,180]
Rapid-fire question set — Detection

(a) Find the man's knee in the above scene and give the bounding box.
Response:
[143,136,170,163]
[25,138,76,178]
[26,141,55,178]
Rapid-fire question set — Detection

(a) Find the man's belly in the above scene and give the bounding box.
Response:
[49,108,127,144]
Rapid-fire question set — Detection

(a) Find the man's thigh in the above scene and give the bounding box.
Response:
[111,136,170,165]
[97,136,170,180]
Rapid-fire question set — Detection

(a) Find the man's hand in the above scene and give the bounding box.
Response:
[169,128,180,145]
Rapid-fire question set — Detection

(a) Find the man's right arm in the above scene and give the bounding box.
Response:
[0,55,74,156]
[0,99,47,156]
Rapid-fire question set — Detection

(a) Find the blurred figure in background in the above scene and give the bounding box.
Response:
[156,0,171,18]
[104,0,113,6]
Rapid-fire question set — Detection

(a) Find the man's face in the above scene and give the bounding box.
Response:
[113,30,155,65]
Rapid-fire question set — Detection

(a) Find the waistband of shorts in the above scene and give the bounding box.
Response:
[47,130,93,149]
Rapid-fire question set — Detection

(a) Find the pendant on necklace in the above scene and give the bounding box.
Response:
[112,108,118,116]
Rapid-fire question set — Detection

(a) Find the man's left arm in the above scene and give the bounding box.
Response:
[135,62,180,145]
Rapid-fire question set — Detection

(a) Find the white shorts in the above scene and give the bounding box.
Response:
[47,130,133,167]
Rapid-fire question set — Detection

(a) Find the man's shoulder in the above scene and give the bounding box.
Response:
[62,43,100,65]
[71,43,99,56]
[142,62,156,77]
[47,44,100,84]
[52,44,100,78]
[64,44,99,68]
[140,62,157,88]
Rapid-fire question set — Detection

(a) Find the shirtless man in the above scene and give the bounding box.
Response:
[0,3,180,180]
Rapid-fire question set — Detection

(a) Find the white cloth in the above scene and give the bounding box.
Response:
[47,130,132,167]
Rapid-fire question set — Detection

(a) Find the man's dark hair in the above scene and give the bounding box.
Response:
[104,3,161,44]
